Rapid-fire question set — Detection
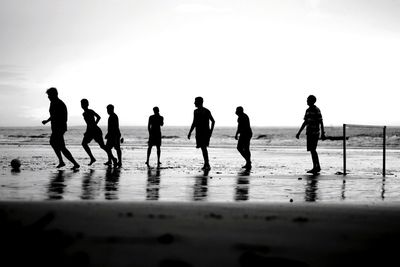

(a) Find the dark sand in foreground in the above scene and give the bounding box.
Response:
[1,201,400,267]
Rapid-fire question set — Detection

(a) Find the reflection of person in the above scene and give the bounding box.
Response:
[81,99,116,166]
[104,104,122,168]
[42,87,79,169]
[235,106,252,169]
[145,107,164,168]
[296,95,326,174]
[188,97,215,170]
[146,168,161,201]
[105,167,120,200]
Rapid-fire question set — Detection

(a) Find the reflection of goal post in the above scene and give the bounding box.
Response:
[343,124,386,177]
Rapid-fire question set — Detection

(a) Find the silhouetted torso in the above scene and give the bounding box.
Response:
[194,107,212,134]
[49,99,67,133]
[149,114,163,136]
[304,105,322,135]
[108,113,121,137]
[237,113,252,137]
[83,109,98,131]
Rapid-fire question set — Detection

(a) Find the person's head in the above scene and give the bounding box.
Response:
[307,95,317,106]
[107,104,114,115]
[194,97,203,108]
[153,106,159,114]
[235,106,244,116]
[46,87,58,101]
[80,99,89,110]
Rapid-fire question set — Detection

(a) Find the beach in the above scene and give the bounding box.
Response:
[2,201,400,267]
[1,142,400,266]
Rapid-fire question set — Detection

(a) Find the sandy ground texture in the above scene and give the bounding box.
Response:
[1,201,400,267]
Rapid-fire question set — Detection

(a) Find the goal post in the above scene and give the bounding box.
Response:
[342,124,387,177]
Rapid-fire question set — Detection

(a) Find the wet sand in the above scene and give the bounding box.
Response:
[1,144,400,202]
[1,145,400,266]
[1,201,400,267]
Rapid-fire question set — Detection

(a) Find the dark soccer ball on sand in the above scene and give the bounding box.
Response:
[11,159,21,170]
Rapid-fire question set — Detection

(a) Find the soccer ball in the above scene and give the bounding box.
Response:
[11,159,21,170]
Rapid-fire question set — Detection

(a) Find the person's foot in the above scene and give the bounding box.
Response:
[202,164,211,170]
[88,158,96,166]
[307,168,320,174]
[71,164,80,170]
[157,162,162,168]
[104,161,112,166]
[306,169,315,174]
[145,161,150,167]
[112,158,118,167]
[117,161,122,168]
[56,162,66,168]
[244,163,252,170]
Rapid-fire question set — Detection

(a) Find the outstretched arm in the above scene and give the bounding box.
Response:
[42,117,51,125]
[296,121,306,139]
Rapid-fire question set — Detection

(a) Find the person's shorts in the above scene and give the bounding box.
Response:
[195,131,211,148]
[237,135,252,149]
[83,127,103,144]
[148,133,161,147]
[307,134,319,151]
[106,135,121,149]
[50,131,66,149]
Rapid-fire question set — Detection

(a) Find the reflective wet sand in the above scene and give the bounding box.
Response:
[1,145,399,202]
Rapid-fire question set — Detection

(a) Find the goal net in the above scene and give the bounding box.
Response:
[342,124,387,176]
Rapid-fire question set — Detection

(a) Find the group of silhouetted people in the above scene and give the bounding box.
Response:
[43,88,325,174]
[42,88,122,169]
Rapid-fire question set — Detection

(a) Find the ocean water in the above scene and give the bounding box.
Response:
[1,126,400,149]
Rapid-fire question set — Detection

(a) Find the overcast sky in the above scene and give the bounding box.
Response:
[1,0,400,127]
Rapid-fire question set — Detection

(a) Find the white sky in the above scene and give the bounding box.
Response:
[1,0,400,126]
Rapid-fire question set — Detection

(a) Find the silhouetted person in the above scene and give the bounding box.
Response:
[104,104,122,168]
[235,106,252,169]
[42,87,80,169]
[188,97,215,170]
[296,95,325,174]
[81,99,116,166]
[145,107,164,168]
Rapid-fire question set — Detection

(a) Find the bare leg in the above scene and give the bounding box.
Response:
[99,140,116,166]
[156,145,161,166]
[311,150,320,171]
[82,141,96,165]
[146,145,152,166]
[244,147,252,167]
[116,147,122,167]
[50,139,65,168]
[201,147,210,169]
[61,147,80,168]
[52,147,65,168]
